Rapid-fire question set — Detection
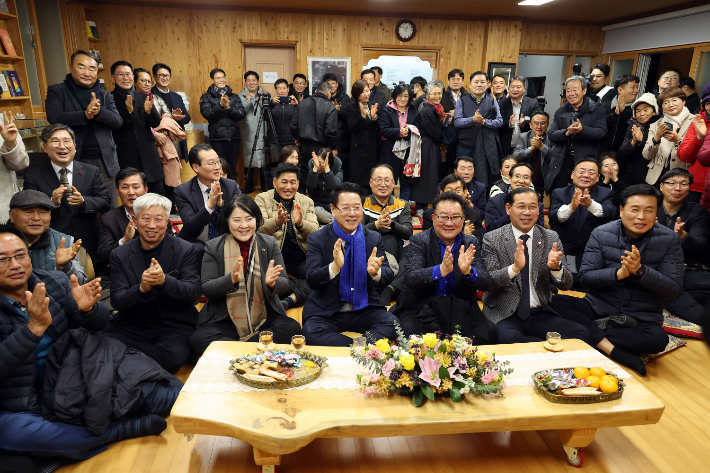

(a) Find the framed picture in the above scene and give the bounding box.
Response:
[487,62,517,86]
[307,57,351,94]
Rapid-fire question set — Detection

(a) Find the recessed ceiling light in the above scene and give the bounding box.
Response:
[518,0,554,5]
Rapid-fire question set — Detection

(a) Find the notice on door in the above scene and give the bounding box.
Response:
[262,72,278,83]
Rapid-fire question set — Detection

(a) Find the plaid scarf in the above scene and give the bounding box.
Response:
[224,236,267,339]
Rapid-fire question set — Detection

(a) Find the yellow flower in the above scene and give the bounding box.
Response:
[423,333,439,348]
[441,378,453,391]
[436,352,452,368]
[400,354,416,371]
[375,339,390,353]
[476,351,488,363]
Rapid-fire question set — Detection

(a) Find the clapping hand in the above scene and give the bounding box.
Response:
[570,188,582,211]
[371,103,379,121]
[220,93,230,109]
[463,188,473,208]
[207,181,222,209]
[231,255,244,284]
[693,114,707,140]
[509,113,517,128]
[578,188,592,208]
[375,206,391,231]
[125,94,134,114]
[674,217,686,239]
[617,245,641,280]
[70,274,102,312]
[512,239,526,273]
[0,111,18,148]
[25,282,52,336]
[440,246,454,277]
[122,220,136,244]
[631,124,643,144]
[264,260,285,288]
[530,135,544,150]
[139,258,165,292]
[473,109,485,125]
[144,95,154,115]
[616,93,627,115]
[547,242,563,270]
[55,237,82,270]
[276,203,290,227]
[332,239,345,272]
[51,185,67,206]
[171,108,185,121]
[566,119,583,135]
[85,93,101,119]
[292,201,303,227]
[458,244,477,275]
[367,247,385,276]
[463,219,475,235]
[66,186,84,207]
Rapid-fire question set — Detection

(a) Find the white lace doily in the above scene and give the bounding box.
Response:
[181,349,631,394]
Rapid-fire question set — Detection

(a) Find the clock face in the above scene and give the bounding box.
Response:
[396,20,416,42]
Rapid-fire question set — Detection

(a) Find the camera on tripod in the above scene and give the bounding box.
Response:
[536,96,547,111]
[257,91,271,107]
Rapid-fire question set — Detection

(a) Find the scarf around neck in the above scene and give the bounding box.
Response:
[332,220,368,310]
[224,235,267,338]
[425,99,446,122]
[64,73,101,111]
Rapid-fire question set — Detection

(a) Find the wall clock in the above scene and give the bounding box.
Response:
[396,19,416,42]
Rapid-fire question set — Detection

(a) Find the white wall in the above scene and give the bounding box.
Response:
[516,54,565,116]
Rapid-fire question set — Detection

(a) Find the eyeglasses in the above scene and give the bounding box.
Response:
[661,181,690,189]
[662,75,679,80]
[576,169,598,176]
[200,161,221,168]
[0,252,30,269]
[335,206,363,214]
[137,78,152,84]
[115,72,133,78]
[371,178,394,185]
[512,205,539,213]
[155,73,171,79]
[433,214,463,223]
[512,174,532,180]
[47,139,74,147]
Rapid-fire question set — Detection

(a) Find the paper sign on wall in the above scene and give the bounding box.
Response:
[263,72,278,83]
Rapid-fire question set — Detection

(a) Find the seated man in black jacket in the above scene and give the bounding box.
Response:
[485,162,543,232]
[658,169,710,324]
[424,173,483,242]
[290,81,338,161]
[0,225,178,462]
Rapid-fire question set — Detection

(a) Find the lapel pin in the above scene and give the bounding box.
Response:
[537,241,541,247]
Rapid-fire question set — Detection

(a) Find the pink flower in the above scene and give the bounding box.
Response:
[382,359,396,377]
[418,356,442,387]
[481,370,498,385]
[367,373,380,383]
[364,348,384,360]
[363,386,377,394]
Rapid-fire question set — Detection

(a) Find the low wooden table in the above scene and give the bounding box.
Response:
[171,340,664,471]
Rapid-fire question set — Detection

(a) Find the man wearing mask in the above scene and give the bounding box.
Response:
[513,110,552,194]
[371,66,392,101]
[45,50,122,206]
[604,74,640,152]
[151,63,191,162]
[498,76,538,156]
[290,81,338,162]
[110,61,165,195]
[410,76,427,110]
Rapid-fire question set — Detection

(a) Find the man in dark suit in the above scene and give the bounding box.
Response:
[548,158,616,275]
[512,110,552,193]
[110,60,165,194]
[658,169,710,324]
[481,187,590,344]
[103,193,201,373]
[302,182,397,346]
[45,50,122,206]
[498,76,539,156]
[485,162,544,232]
[174,144,240,249]
[393,192,494,339]
[151,62,191,160]
[424,174,483,242]
[440,69,468,180]
[23,124,111,276]
[361,69,387,114]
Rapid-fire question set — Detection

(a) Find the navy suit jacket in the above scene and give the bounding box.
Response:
[548,185,616,256]
[174,176,240,243]
[484,190,544,232]
[109,236,201,330]
[304,224,393,319]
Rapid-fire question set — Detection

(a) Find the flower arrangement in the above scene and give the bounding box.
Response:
[351,323,512,407]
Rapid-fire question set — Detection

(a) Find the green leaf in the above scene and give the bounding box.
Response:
[450,387,461,402]
[425,350,435,359]
[439,365,450,380]
[438,344,447,353]
[453,381,466,389]
[413,387,424,407]
[421,384,435,401]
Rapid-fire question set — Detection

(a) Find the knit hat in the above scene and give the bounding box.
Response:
[631,92,659,116]
[701,81,710,107]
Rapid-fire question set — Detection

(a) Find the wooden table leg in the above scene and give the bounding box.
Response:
[554,428,596,468]
[254,447,281,472]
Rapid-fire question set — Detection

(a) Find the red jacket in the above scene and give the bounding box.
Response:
[694,115,710,214]
[678,109,710,194]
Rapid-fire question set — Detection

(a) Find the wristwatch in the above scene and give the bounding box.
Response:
[633,264,646,279]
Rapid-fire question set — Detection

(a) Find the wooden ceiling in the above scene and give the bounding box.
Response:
[86,0,706,25]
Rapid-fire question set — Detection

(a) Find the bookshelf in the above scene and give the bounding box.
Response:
[0,0,34,118]
[83,7,107,88]
[59,2,109,91]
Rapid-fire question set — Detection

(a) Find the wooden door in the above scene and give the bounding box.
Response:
[243,45,295,90]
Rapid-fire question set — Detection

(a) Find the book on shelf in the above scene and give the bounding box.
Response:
[0,0,9,14]
[3,70,22,96]
[87,21,99,39]
[0,73,9,96]
[90,49,103,68]
[0,29,16,56]
[99,79,106,91]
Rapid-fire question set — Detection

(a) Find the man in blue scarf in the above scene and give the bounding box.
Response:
[302,182,398,346]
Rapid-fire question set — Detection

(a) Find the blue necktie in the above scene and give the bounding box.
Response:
[518,234,531,320]
[206,189,220,239]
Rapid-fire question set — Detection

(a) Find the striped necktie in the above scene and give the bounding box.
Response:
[59,168,72,197]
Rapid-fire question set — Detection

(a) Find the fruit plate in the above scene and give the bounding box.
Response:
[532,367,625,404]
[229,350,328,390]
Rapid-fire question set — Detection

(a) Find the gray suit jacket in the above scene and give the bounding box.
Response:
[481,223,572,324]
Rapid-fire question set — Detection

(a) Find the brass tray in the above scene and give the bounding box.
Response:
[230,350,328,390]
[532,367,625,404]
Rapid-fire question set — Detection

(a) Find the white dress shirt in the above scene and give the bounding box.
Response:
[118,207,133,247]
[507,226,563,309]
[51,161,74,188]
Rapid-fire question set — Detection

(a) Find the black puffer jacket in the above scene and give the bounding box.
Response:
[290,92,338,149]
[41,328,177,435]
[270,100,297,147]
[200,85,246,141]
[0,270,109,412]
[330,85,352,152]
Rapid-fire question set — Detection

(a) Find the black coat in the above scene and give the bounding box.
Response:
[199,85,246,141]
[270,101,297,147]
[0,269,109,412]
[586,86,617,115]
[497,95,538,156]
[617,115,661,185]
[344,100,379,187]
[111,87,164,183]
[657,201,710,266]
[330,85,352,153]
[23,160,111,257]
[174,176,241,243]
[440,87,468,113]
[379,104,420,176]
[290,92,338,149]
[45,82,123,175]
[685,92,701,115]
[603,104,633,153]
[97,205,175,263]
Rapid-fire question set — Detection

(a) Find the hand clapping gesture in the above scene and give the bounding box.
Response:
[122,220,136,244]
[275,203,290,227]
[171,108,185,121]
[292,201,303,227]
[463,188,474,208]
[51,185,68,206]
[617,245,641,280]
[566,119,583,136]
[25,283,52,336]
[631,124,644,145]
[367,247,385,277]
[458,244,477,275]
[207,181,222,209]
[375,206,391,231]
[231,255,244,284]
[463,219,475,235]
[512,239,526,273]
[578,188,592,208]
[55,237,82,270]
[674,217,686,239]
[693,114,707,140]
[371,103,379,121]
[140,258,165,293]
[332,239,345,273]
[473,109,485,125]
[70,274,102,312]
[85,93,101,119]
[264,260,285,288]
[144,94,154,115]
[440,246,454,277]
[547,242,563,270]
[220,93,230,109]
[530,135,544,151]
[125,94,134,114]
[66,186,84,207]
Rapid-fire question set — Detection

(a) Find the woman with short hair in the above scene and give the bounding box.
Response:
[344,79,380,190]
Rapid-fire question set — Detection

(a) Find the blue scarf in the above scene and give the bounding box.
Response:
[332,220,368,310]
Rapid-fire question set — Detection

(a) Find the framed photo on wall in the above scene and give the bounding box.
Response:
[487,62,516,86]
[307,57,351,94]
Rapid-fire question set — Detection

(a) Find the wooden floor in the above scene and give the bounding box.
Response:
[55,337,710,473]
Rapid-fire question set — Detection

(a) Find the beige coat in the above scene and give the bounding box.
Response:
[154,116,186,187]
[642,107,693,185]
[255,189,319,252]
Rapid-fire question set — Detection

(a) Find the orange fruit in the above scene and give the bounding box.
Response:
[600,378,619,393]
[586,376,600,389]
[589,367,607,378]
[600,375,618,385]
[573,366,590,379]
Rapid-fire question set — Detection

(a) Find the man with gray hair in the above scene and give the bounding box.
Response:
[498,76,539,156]
[546,75,607,191]
[290,81,338,161]
[102,193,201,373]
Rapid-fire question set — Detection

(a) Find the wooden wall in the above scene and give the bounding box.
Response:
[72,5,604,124]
